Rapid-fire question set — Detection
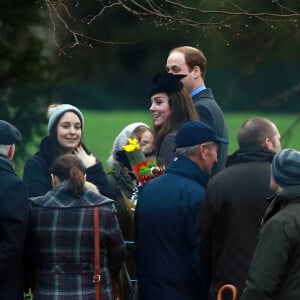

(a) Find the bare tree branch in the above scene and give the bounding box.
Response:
[265,81,300,105]
[43,0,141,55]
[40,0,300,51]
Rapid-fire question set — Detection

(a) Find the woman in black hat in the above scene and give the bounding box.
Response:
[149,71,199,167]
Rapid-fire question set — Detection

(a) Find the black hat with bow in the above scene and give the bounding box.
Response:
[149,71,186,97]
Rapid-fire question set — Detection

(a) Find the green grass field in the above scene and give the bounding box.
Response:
[80,110,300,171]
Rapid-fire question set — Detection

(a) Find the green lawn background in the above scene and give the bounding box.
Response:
[81,110,300,171]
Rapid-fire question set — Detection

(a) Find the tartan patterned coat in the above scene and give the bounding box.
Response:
[26,182,126,300]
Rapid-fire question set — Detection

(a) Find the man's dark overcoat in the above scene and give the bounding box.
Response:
[0,154,29,300]
[202,146,275,299]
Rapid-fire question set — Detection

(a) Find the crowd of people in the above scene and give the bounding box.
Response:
[0,45,299,300]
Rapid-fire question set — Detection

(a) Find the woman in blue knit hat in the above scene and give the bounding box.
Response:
[23,103,111,197]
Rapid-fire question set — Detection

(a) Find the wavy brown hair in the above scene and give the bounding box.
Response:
[153,88,199,152]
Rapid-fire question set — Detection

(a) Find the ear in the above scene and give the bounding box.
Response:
[270,176,282,192]
[198,144,207,159]
[7,144,15,160]
[192,66,202,79]
[264,137,272,150]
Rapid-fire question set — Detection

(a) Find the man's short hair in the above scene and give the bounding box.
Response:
[237,118,277,148]
[170,46,207,79]
[0,145,11,156]
[176,144,199,157]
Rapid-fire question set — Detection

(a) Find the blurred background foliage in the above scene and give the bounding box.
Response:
[0,0,299,169]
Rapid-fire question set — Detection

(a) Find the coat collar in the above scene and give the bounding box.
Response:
[262,185,300,224]
[36,136,54,168]
[226,146,275,167]
[165,154,209,187]
[0,153,15,173]
[30,181,114,208]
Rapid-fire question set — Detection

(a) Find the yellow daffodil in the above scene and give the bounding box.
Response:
[122,138,141,152]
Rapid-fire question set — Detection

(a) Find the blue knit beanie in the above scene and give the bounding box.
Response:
[271,148,300,188]
[47,104,84,133]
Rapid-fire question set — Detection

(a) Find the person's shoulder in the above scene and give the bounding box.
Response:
[0,172,28,195]
[186,174,207,191]
[25,152,45,165]
[193,87,214,100]
[196,89,224,109]
[24,152,49,174]
[29,195,45,206]
[84,189,115,206]
[160,131,176,143]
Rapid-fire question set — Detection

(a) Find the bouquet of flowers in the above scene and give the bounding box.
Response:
[122,138,164,185]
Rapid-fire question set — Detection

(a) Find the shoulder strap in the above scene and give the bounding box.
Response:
[93,206,101,300]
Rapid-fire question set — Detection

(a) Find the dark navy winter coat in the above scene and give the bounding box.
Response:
[23,136,110,197]
[0,154,29,300]
[135,154,210,300]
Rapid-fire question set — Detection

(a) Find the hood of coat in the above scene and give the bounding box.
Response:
[30,181,114,209]
[262,185,300,224]
[277,185,300,206]
[166,154,209,187]
[226,146,275,167]
[35,136,55,168]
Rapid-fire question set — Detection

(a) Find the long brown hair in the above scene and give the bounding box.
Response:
[51,154,86,198]
[154,88,199,151]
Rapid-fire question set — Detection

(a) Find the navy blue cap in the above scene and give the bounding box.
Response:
[176,120,229,148]
[0,120,22,145]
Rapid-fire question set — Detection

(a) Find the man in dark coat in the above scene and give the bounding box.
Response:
[166,46,229,176]
[202,117,281,300]
[0,120,30,299]
[240,148,300,300]
[135,120,228,300]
